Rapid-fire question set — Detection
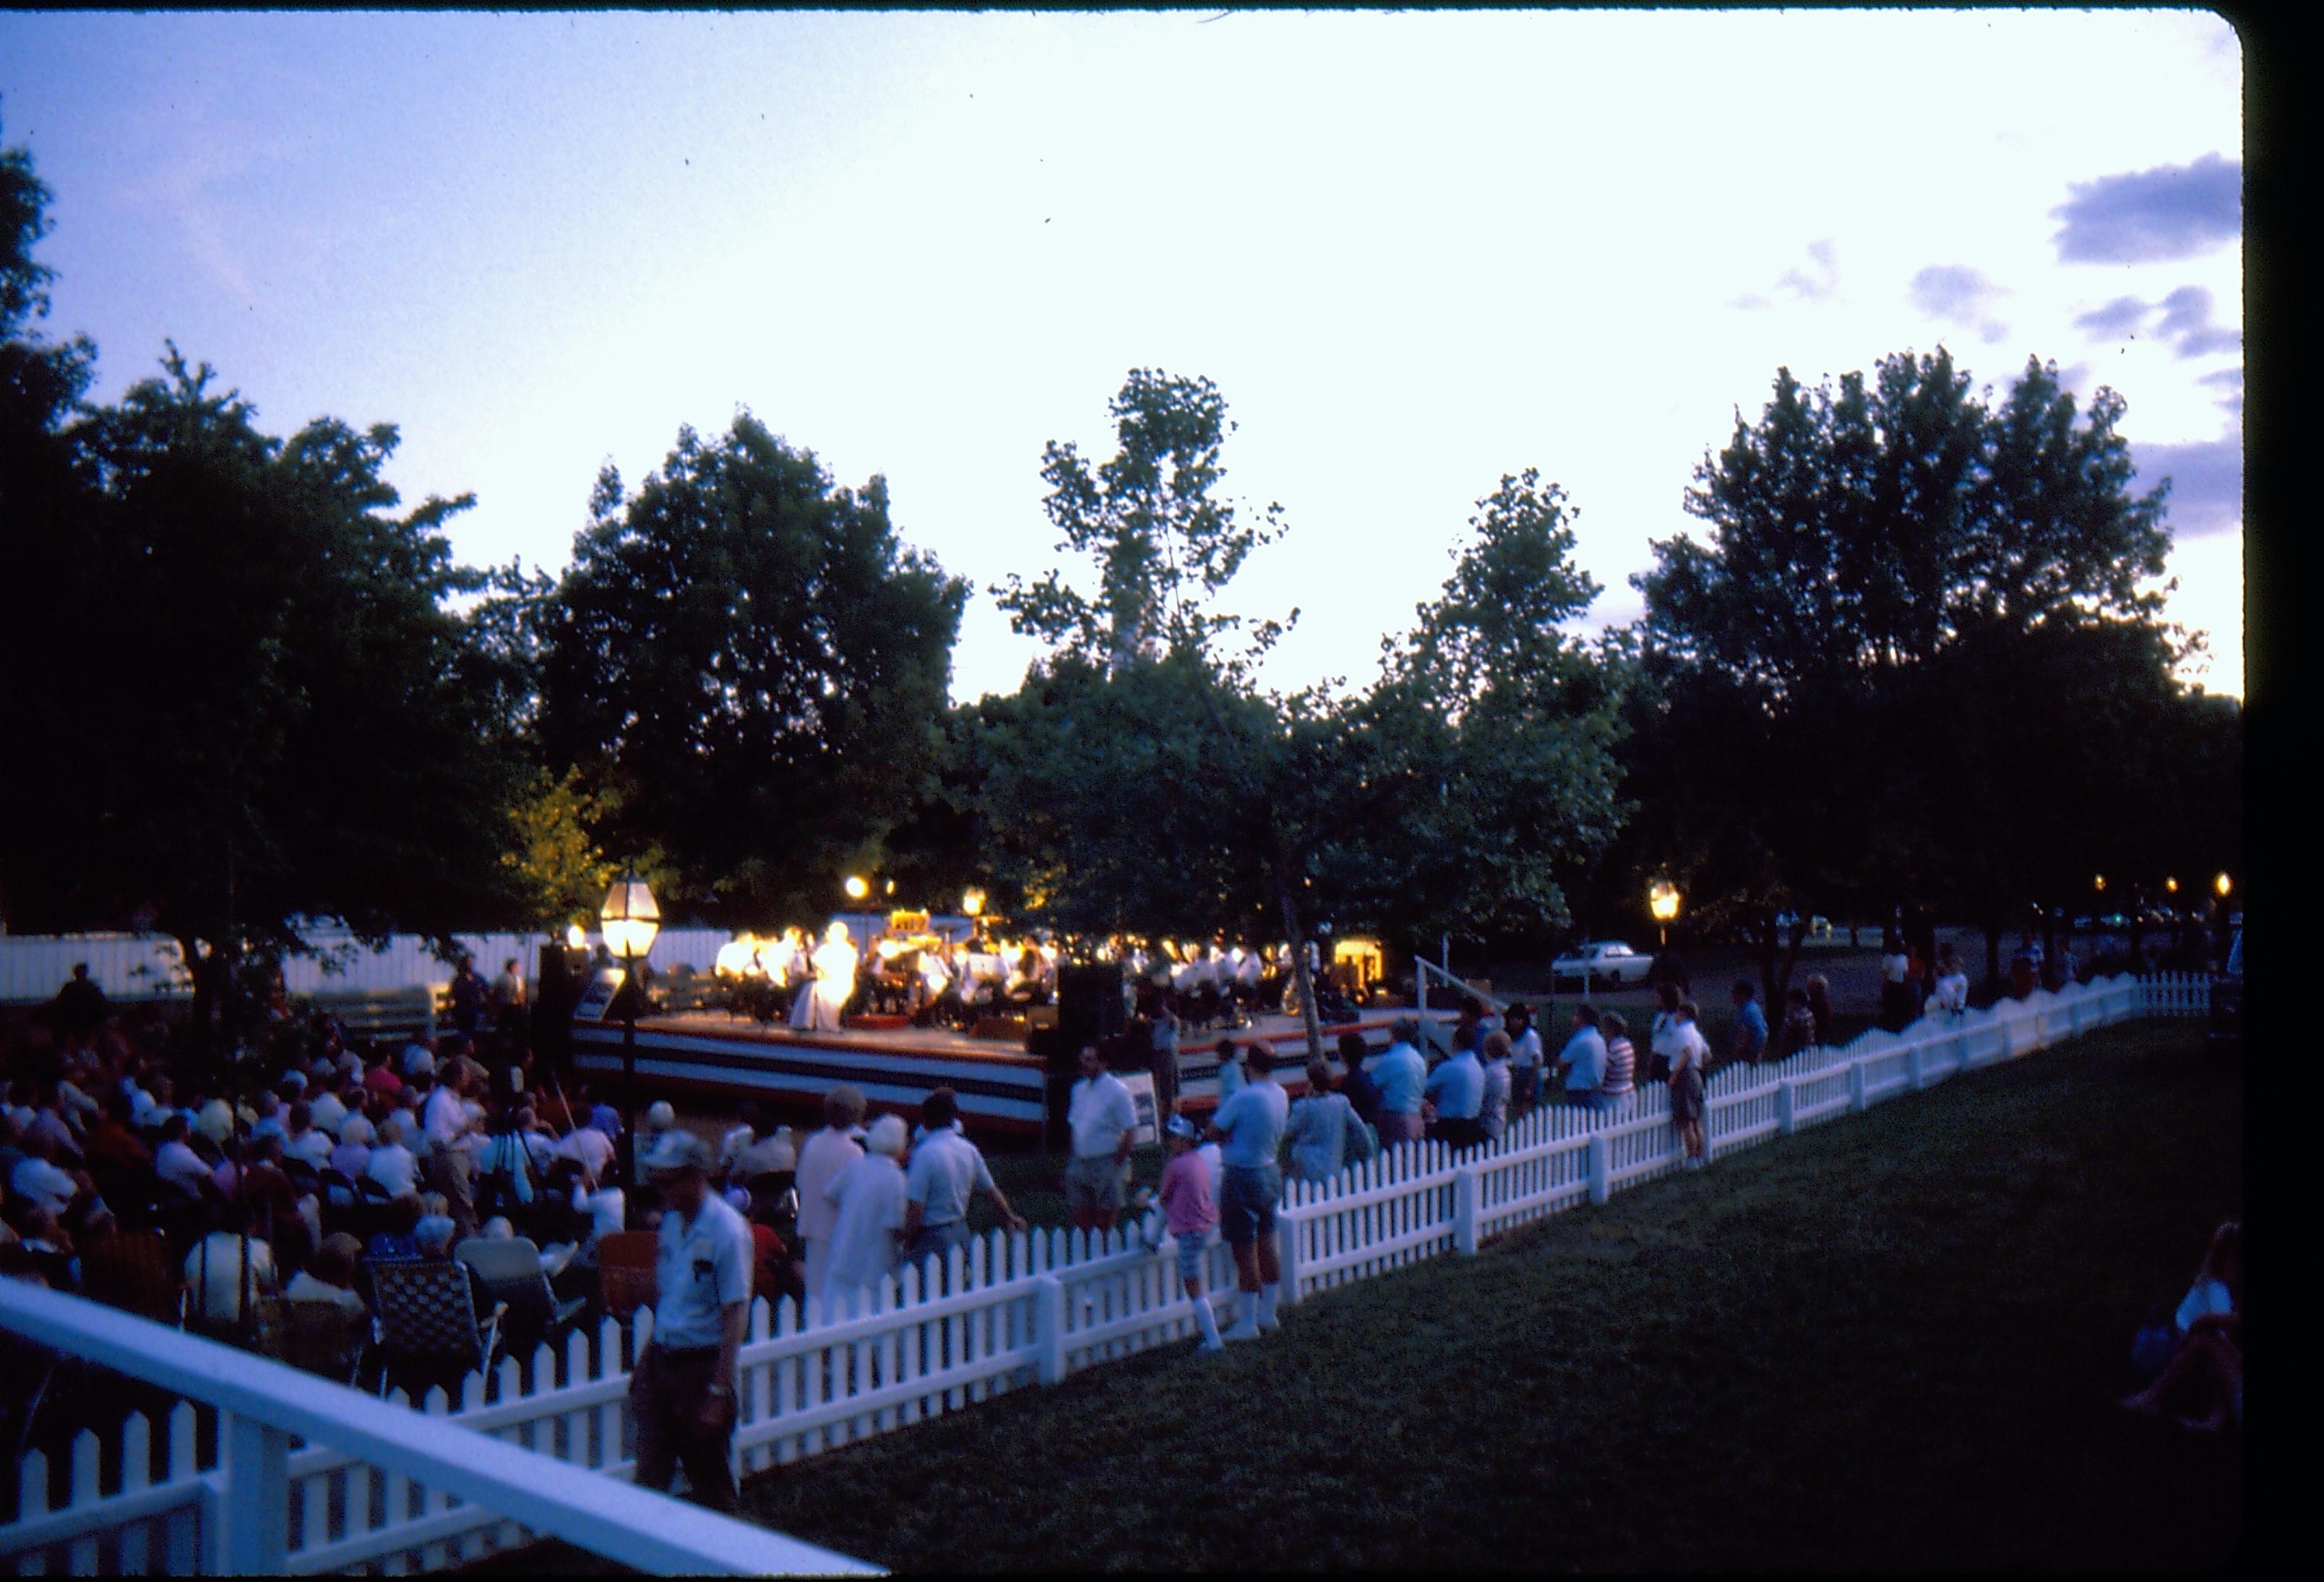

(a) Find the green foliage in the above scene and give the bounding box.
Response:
[1626,347,2231,989]
[535,415,969,924]
[993,367,1290,676]
[501,765,617,931]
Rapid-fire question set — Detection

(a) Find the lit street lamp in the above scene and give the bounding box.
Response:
[1649,880,1682,948]
[600,866,660,1189]
[843,874,870,901]
[2215,872,2232,898]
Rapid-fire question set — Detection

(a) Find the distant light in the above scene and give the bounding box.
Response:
[2214,872,2232,897]
[963,888,986,917]
[885,879,896,896]
[566,923,587,950]
[2165,877,2179,894]
[2093,874,2106,893]
[844,874,870,900]
[1648,880,1681,923]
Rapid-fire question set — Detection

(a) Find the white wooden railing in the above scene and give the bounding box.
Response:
[0,1282,879,1576]
[2,973,2206,1573]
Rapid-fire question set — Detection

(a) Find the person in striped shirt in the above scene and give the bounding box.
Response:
[1599,1013,1637,1103]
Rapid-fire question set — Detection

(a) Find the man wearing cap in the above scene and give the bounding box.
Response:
[901,1088,1025,1283]
[630,1130,752,1513]
[1065,1044,1137,1234]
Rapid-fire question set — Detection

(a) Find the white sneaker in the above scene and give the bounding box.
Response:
[1196,1336,1226,1354]
[1222,1318,1262,1343]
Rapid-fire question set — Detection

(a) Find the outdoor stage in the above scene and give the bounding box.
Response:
[569,1006,1452,1141]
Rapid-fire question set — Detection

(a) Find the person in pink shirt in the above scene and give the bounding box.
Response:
[1155,1114,1224,1354]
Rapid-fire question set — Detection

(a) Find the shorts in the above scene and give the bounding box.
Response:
[1173,1229,1214,1283]
[1064,1153,1129,1213]
[1217,1164,1281,1247]
[1670,1065,1705,1125]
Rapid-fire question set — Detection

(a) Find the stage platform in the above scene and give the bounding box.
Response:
[569,1006,1453,1142]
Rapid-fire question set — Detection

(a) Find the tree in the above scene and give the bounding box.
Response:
[1631,346,2215,998]
[3,345,533,1054]
[535,415,968,924]
[976,373,1631,1055]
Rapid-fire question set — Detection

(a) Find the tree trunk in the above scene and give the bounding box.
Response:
[1983,912,2003,991]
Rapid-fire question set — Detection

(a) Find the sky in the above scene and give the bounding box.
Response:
[0,8,2244,700]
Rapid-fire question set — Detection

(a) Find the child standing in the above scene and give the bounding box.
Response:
[1157,1113,1224,1353]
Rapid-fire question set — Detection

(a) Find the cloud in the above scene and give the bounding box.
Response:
[2130,432,2242,538]
[2198,366,2243,416]
[1908,264,2009,343]
[1776,238,1838,303]
[2073,296,2150,341]
[2153,285,2241,358]
[2050,152,2241,264]
[1726,292,1772,311]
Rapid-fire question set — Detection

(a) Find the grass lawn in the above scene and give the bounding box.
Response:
[480,1018,2243,1573]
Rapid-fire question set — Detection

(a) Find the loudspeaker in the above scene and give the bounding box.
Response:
[533,944,574,1068]
[1056,963,1125,1050]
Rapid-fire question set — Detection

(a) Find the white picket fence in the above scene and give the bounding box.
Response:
[2,972,2211,1575]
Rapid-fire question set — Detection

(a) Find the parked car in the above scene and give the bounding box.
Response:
[2207,927,2242,1055]
[1551,940,1653,989]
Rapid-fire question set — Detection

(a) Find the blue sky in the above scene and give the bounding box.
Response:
[0,9,2243,697]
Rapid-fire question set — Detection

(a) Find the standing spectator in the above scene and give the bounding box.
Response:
[901,1088,1025,1276]
[1729,980,1768,1066]
[1931,945,1970,1018]
[1424,1026,1486,1148]
[1505,1004,1544,1116]
[1148,1002,1182,1121]
[1337,1031,1382,1132]
[449,958,488,1040]
[1879,927,1914,1031]
[490,958,528,1045]
[1282,1058,1374,1184]
[1557,1005,1611,1112]
[1367,1018,1429,1147]
[1804,975,1835,1048]
[1206,1044,1289,1342]
[1778,987,1820,1059]
[1646,982,1682,1083]
[1599,1014,1637,1105]
[1156,1114,1224,1354]
[421,1061,481,1240]
[55,963,111,1036]
[1476,1031,1514,1145]
[1213,1039,1247,1106]
[794,1086,866,1302]
[630,1132,751,1513]
[1064,1045,1138,1234]
[1668,1000,1711,1169]
[820,1114,911,1318]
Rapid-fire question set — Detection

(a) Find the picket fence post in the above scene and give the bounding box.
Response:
[1775,1078,1796,1136]
[1848,1060,1867,1114]
[1452,1169,1479,1256]
[220,1414,290,1573]
[1033,1275,1067,1385]
[1906,1044,1927,1092]
[1586,1134,1611,1205]
[1275,1206,1304,1303]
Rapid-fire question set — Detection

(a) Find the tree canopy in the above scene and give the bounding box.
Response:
[535,416,968,925]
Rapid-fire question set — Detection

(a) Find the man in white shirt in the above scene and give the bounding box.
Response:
[793,1086,867,1302]
[1667,1000,1712,1169]
[820,1114,910,1317]
[282,1103,335,1169]
[421,1063,481,1239]
[152,1114,218,1203]
[1065,1044,1138,1234]
[306,1085,348,1139]
[629,1132,752,1513]
[901,1088,1025,1279]
[554,1105,621,1187]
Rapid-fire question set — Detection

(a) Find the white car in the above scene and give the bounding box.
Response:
[1551,940,1653,988]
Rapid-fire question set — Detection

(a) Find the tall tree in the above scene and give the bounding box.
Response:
[535,416,968,924]
[4,346,533,1049]
[1631,346,2213,997]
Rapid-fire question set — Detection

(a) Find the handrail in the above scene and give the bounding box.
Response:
[0,1281,882,1576]
[1414,956,1505,1015]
